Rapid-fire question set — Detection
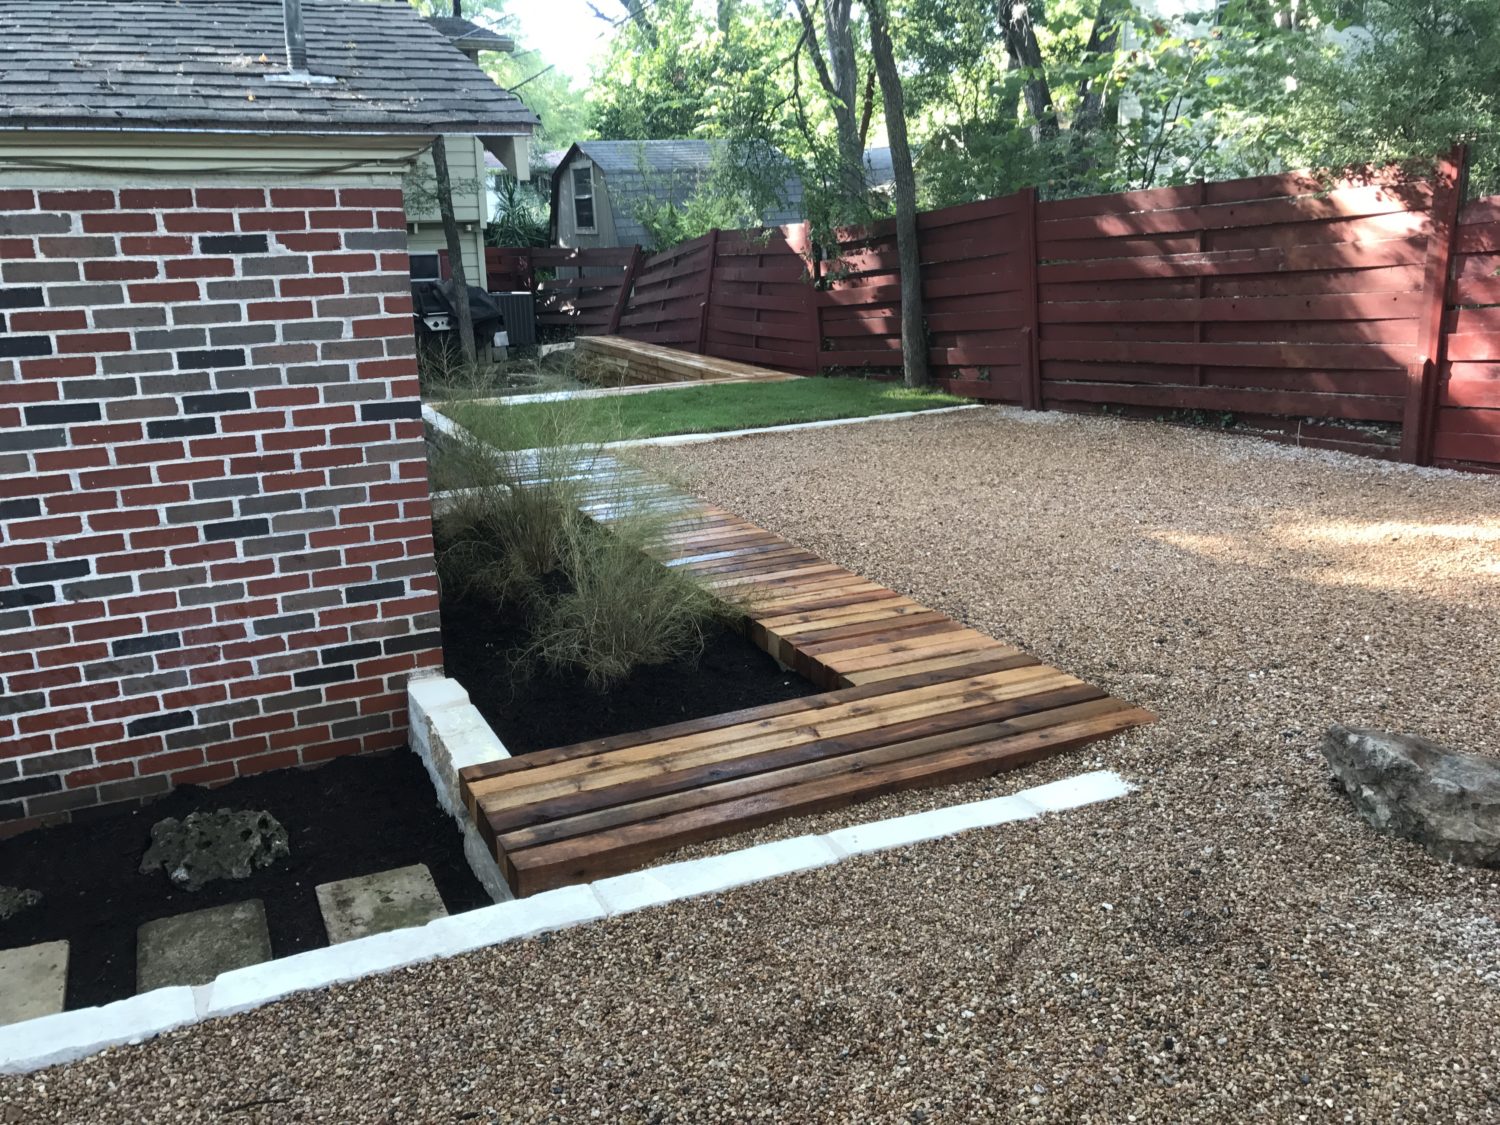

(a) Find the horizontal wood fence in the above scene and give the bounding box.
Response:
[503,147,1499,471]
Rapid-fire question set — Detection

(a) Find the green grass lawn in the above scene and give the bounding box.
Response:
[442,377,969,451]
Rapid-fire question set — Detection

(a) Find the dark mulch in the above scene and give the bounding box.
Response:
[0,751,489,1011]
[440,592,818,754]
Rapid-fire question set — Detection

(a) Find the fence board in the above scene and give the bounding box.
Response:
[595,155,1497,470]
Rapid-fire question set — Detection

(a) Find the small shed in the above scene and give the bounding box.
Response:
[549,140,804,250]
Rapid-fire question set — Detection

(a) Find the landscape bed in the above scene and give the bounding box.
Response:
[0,753,490,1011]
[438,589,817,755]
[441,377,969,449]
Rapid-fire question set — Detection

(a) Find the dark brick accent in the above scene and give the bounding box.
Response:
[0,775,61,802]
[111,632,181,658]
[0,335,53,359]
[198,234,268,254]
[179,583,246,607]
[203,517,271,541]
[0,427,66,453]
[0,213,69,236]
[344,580,405,603]
[251,613,316,636]
[0,691,47,717]
[320,641,381,665]
[0,497,42,520]
[147,417,218,439]
[0,585,55,610]
[175,348,245,371]
[182,391,251,414]
[384,630,443,656]
[191,476,259,500]
[24,402,102,426]
[63,377,139,400]
[20,749,93,776]
[359,401,422,422]
[0,286,45,310]
[125,710,194,738]
[63,576,133,601]
[15,559,90,584]
[293,664,356,688]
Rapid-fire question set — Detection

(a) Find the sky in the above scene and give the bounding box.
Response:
[507,0,622,84]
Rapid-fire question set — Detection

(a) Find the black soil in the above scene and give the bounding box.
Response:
[0,751,490,1011]
[440,593,818,753]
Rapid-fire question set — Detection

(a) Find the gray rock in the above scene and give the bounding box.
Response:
[1323,724,1500,866]
[139,809,290,891]
[0,886,41,921]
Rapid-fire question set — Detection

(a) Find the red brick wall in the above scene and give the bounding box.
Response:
[0,184,442,831]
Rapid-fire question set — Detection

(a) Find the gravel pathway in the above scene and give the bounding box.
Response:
[5,410,1500,1123]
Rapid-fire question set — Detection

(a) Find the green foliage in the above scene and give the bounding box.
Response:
[433,401,737,688]
[519,517,738,690]
[486,174,551,247]
[584,0,1499,225]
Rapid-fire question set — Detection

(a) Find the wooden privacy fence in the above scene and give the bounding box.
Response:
[508,147,1498,470]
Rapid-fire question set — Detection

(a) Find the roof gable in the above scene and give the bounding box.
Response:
[0,0,537,135]
[550,140,804,246]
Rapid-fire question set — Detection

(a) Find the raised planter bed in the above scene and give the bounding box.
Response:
[439,590,817,754]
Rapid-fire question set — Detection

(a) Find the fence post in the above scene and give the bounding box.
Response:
[605,245,643,336]
[1019,187,1043,410]
[1401,143,1468,465]
[696,228,721,356]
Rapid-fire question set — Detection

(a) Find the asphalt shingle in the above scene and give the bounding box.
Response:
[0,0,537,135]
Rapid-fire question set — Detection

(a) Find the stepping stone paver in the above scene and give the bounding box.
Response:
[136,900,272,992]
[0,940,68,1026]
[316,864,447,944]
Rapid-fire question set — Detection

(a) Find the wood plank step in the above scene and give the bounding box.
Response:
[503,705,1155,895]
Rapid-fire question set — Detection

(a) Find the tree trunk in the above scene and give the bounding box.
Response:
[792,0,867,211]
[999,0,1059,141]
[1073,0,1124,135]
[431,135,477,365]
[866,0,928,388]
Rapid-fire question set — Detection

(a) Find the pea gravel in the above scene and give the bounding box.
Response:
[5,410,1500,1124]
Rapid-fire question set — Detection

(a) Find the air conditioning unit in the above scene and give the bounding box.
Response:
[489,290,536,348]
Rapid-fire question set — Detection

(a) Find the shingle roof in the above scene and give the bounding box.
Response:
[426,16,515,56]
[561,140,804,247]
[0,0,537,135]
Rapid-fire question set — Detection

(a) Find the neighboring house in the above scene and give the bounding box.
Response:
[0,0,525,826]
[550,140,804,250]
[406,14,533,285]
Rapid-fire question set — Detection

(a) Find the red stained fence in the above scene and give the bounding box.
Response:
[1439,197,1500,466]
[548,148,1500,471]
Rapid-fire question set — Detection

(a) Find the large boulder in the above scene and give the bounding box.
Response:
[1323,724,1500,867]
[139,809,290,891]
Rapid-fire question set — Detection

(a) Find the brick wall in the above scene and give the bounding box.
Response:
[0,183,443,832]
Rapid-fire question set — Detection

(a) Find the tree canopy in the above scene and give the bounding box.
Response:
[418,0,1500,243]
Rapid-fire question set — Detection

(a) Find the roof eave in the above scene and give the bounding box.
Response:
[0,120,537,137]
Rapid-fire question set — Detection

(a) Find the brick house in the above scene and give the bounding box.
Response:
[0,0,535,832]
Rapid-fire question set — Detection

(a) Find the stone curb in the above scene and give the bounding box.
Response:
[0,766,1133,1075]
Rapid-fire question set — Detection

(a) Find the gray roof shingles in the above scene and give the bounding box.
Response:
[0,0,537,134]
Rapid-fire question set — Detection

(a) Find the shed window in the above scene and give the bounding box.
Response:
[572,164,596,232]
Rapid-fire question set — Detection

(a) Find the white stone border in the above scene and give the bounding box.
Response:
[407,675,514,904]
[422,400,982,452]
[0,767,1132,1075]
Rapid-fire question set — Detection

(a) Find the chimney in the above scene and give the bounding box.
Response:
[283,0,308,73]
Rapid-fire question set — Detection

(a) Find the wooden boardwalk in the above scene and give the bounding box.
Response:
[459,458,1153,897]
